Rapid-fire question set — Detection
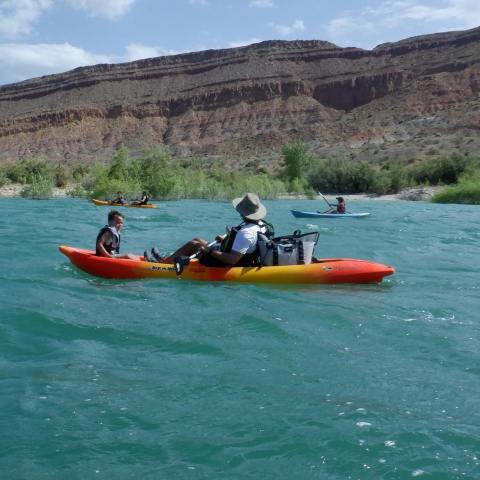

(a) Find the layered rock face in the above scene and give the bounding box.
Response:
[1,27,480,168]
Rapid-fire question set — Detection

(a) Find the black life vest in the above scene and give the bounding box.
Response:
[220,220,275,266]
[95,226,121,255]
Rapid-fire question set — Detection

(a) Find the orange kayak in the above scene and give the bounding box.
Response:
[91,199,157,208]
[59,246,395,284]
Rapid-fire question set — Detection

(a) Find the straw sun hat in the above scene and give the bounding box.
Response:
[232,193,267,221]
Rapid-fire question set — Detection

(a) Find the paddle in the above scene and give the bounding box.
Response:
[174,240,218,275]
[316,191,336,213]
[317,191,334,209]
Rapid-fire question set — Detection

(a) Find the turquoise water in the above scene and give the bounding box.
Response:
[0,198,479,479]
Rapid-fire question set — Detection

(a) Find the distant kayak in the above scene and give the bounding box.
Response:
[59,245,394,284]
[91,198,157,209]
[291,210,370,218]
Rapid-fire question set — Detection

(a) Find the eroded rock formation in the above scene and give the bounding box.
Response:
[1,27,480,168]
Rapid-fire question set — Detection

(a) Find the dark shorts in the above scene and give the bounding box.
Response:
[198,253,226,267]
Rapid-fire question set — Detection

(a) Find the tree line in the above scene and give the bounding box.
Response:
[1,143,479,203]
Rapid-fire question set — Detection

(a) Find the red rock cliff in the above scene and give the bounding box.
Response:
[1,27,480,167]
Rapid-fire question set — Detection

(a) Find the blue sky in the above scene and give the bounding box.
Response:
[0,0,479,85]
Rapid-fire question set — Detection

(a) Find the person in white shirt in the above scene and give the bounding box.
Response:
[145,193,273,267]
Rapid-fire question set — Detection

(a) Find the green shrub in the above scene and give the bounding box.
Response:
[165,167,286,200]
[54,164,71,188]
[67,183,88,197]
[136,148,176,197]
[72,164,91,181]
[108,147,131,180]
[369,171,392,195]
[308,155,351,193]
[6,159,54,184]
[431,169,480,204]
[431,181,480,204]
[306,152,480,195]
[21,175,54,199]
[308,156,386,193]
[407,153,476,185]
[91,177,142,201]
[386,163,408,193]
[281,142,313,182]
[0,170,7,188]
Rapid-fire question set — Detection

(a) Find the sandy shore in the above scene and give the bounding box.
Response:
[0,183,70,197]
[0,183,441,201]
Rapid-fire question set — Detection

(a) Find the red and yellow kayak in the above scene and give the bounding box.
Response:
[59,246,395,284]
[91,199,157,209]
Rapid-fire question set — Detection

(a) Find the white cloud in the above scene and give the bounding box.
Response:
[66,0,137,20]
[0,42,111,83]
[188,0,209,5]
[0,41,187,84]
[270,19,305,36]
[249,0,274,7]
[123,43,178,61]
[327,0,480,40]
[228,37,262,48]
[0,0,52,38]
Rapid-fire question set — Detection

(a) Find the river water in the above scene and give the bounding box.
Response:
[0,198,479,479]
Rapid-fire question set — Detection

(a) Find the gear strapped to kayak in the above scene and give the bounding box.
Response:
[258,230,319,266]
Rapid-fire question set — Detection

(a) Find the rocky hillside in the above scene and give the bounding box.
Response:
[1,26,480,170]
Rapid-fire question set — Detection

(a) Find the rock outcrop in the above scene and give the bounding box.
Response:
[1,27,480,168]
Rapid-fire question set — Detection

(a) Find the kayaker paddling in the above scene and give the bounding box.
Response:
[317,191,346,214]
[96,210,137,259]
[145,193,274,267]
[327,196,345,214]
[112,191,126,204]
[132,191,149,206]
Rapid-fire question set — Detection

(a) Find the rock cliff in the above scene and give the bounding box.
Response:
[1,27,480,168]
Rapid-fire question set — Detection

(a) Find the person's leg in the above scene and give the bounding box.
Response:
[164,237,208,262]
[116,253,141,260]
[148,238,208,263]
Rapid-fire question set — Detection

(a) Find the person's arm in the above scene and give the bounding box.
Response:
[201,245,243,265]
[97,231,114,257]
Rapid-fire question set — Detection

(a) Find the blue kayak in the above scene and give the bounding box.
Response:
[291,210,370,218]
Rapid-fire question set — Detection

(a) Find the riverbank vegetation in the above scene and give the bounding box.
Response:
[283,144,480,203]
[431,169,480,204]
[1,143,479,203]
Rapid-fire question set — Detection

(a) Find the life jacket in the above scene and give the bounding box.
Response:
[220,220,275,266]
[95,226,120,255]
[337,203,345,214]
[141,195,149,205]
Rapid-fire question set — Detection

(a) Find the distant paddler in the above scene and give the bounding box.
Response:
[112,191,127,204]
[317,192,346,214]
[131,191,150,206]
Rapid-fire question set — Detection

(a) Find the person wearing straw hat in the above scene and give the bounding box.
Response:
[145,193,274,266]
